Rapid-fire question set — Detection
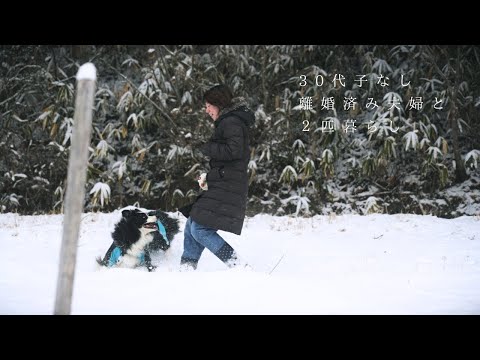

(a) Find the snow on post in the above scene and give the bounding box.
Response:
[54,63,96,315]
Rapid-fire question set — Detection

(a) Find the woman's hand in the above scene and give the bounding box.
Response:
[197,173,208,191]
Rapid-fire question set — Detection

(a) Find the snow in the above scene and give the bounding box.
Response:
[0,211,479,314]
[76,63,97,81]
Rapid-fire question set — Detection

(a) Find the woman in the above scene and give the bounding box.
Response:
[180,84,255,270]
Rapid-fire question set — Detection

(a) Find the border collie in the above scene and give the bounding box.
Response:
[96,208,180,271]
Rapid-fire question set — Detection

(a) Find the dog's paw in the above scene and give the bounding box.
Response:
[147,265,157,272]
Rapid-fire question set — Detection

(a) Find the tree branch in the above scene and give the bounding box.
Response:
[107,64,176,126]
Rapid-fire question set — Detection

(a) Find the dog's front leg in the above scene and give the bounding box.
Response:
[144,249,156,272]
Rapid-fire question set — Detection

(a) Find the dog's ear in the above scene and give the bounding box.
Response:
[147,210,157,217]
[122,209,132,218]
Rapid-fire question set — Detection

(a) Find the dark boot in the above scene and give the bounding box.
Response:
[180,257,198,271]
[214,243,246,268]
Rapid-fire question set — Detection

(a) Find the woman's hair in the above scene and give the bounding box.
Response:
[203,84,233,110]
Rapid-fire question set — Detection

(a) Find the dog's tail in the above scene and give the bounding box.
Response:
[97,242,118,267]
[96,256,108,267]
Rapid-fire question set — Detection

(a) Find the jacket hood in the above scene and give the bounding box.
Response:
[217,97,255,127]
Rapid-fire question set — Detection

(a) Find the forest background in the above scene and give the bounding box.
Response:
[1,45,479,218]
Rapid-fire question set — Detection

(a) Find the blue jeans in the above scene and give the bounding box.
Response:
[182,217,228,261]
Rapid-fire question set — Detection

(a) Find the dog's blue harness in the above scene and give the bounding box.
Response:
[107,219,168,267]
[108,247,125,267]
[157,220,168,246]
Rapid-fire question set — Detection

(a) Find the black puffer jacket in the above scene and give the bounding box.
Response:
[189,97,255,235]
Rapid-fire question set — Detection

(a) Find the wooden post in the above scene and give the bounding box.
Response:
[54,63,96,315]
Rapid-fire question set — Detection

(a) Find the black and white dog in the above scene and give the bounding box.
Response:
[96,207,180,272]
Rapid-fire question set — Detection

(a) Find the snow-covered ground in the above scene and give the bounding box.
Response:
[1,211,479,314]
